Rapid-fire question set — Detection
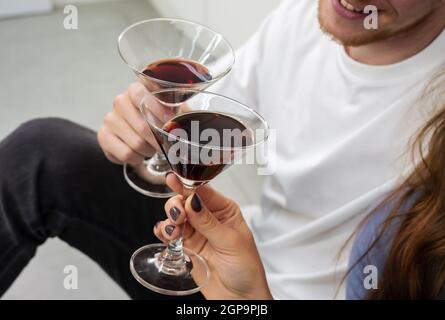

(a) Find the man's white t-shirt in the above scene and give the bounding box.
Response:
[213,0,445,299]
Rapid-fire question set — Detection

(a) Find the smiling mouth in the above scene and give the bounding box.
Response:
[339,0,365,13]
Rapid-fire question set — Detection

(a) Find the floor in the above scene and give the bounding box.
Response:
[0,0,262,299]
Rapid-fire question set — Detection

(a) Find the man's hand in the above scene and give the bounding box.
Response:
[97,82,159,165]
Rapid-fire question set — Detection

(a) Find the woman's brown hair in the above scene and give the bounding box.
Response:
[347,68,445,299]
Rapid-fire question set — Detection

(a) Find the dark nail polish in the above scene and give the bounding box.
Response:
[191,193,202,212]
[165,225,175,235]
[170,207,180,221]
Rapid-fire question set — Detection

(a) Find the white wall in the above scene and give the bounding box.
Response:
[1,0,283,47]
[0,0,112,18]
[0,0,52,18]
[52,0,115,6]
[148,0,283,48]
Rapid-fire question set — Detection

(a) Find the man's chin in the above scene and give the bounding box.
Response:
[317,1,391,47]
[319,23,391,47]
[318,14,382,46]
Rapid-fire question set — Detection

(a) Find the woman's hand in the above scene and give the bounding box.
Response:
[154,173,273,300]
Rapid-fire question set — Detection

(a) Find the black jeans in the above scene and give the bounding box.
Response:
[0,118,203,300]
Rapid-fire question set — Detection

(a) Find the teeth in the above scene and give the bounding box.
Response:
[340,0,363,13]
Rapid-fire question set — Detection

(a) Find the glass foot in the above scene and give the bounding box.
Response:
[124,160,175,198]
[130,243,210,296]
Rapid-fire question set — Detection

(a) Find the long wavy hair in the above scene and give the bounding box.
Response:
[346,68,445,299]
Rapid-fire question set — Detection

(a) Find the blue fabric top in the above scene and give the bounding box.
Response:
[345,196,413,299]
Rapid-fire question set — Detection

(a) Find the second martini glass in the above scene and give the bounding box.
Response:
[117,18,235,198]
[130,89,269,295]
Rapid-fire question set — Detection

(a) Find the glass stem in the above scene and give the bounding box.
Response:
[167,185,194,254]
[151,152,166,163]
[142,152,171,181]
[146,152,170,172]
[158,185,195,275]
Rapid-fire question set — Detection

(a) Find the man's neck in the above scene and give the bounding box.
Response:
[346,8,445,66]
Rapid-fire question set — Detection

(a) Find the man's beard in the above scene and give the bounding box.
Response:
[317,4,438,47]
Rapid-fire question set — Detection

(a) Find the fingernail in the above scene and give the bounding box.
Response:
[169,207,180,221]
[191,193,202,212]
[165,171,173,178]
[155,221,160,228]
[165,225,175,235]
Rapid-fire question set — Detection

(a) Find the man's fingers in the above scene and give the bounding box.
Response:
[98,126,144,165]
[127,82,149,109]
[128,82,169,123]
[115,90,159,153]
[104,111,153,157]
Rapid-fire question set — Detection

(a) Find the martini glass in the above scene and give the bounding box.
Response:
[117,18,235,198]
[130,89,269,295]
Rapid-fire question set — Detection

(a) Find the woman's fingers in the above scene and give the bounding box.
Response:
[153,219,208,255]
[153,221,167,243]
[165,173,233,215]
[165,173,184,195]
[153,219,195,242]
[153,220,181,242]
[153,212,209,256]
[164,194,186,225]
[184,193,230,247]
[161,223,182,240]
